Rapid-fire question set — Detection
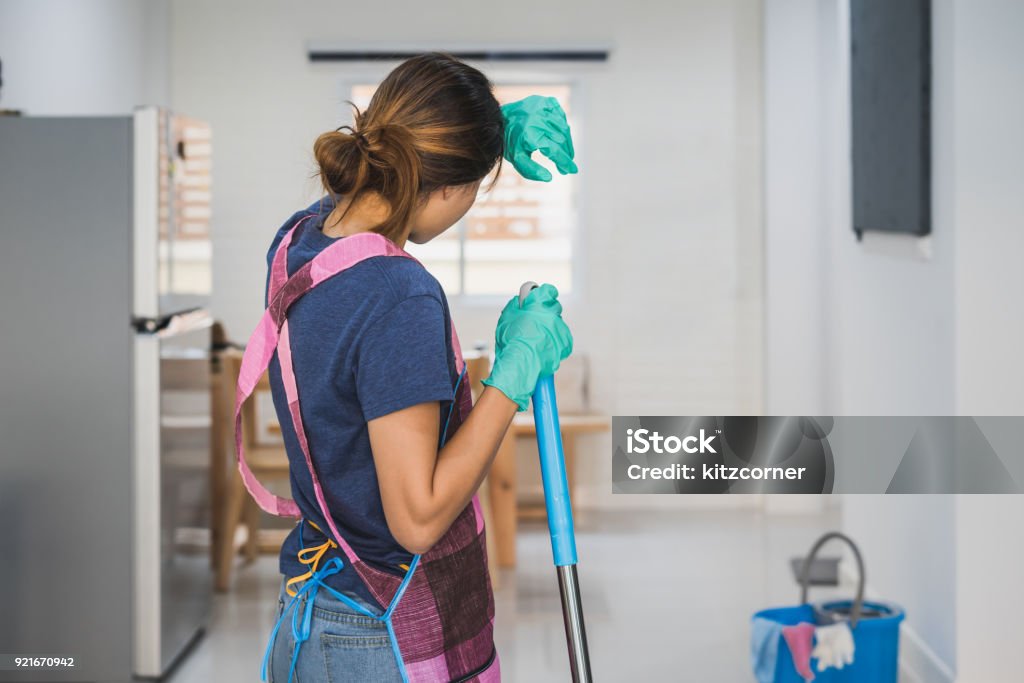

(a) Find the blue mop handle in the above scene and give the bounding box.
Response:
[533,375,578,566]
[519,282,578,567]
[519,282,592,683]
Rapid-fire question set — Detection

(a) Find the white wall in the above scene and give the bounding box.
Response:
[169,0,765,509]
[0,0,169,114]
[952,0,1024,415]
[950,2,1024,682]
[763,0,830,414]
[764,0,955,417]
[764,0,1024,680]
[955,497,1024,683]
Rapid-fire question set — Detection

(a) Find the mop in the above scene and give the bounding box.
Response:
[520,281,594,683]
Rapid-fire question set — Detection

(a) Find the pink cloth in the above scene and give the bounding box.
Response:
[782,622,816,681]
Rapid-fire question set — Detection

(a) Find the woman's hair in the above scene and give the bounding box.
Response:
[313,52,505,241]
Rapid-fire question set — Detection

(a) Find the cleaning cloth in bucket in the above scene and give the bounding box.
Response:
[813,622,856,672]
[751,617,784,683]
[782,623,816,681]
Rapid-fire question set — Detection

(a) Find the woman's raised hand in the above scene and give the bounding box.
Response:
[501,95,578,182]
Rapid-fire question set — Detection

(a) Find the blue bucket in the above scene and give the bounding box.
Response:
[751,533,905,683]
[753,600,904,683]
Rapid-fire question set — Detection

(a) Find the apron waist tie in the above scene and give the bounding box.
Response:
[262,556,385,683]
[262,536,423,682]
[284,521,337,598]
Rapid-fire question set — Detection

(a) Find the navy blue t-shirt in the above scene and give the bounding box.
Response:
[265,197,459,608]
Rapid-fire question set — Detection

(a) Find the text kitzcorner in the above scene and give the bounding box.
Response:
[626,463,808,481]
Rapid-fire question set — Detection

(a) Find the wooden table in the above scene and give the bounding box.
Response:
[488,413,610,567]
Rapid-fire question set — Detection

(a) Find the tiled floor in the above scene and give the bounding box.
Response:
[167,509,842,682]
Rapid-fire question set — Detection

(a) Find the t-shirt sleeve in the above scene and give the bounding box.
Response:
[354,294,454,421]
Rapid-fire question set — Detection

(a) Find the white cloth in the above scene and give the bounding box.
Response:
[813,622,856,671]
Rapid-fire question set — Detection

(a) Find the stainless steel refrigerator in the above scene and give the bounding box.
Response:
[0,107,214,682]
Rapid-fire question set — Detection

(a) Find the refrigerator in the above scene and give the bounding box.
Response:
[0,107,213,682]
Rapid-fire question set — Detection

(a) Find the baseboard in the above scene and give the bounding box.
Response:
[899,622,956,683]
[837,564,956,683]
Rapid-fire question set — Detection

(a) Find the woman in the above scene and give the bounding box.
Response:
[236,53,577,682]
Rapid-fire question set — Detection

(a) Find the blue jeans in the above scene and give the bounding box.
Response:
[266,576,403,683]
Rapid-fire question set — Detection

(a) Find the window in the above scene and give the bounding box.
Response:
[349,83,578,297]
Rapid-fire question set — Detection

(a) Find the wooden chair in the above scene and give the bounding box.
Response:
[464,354,506,587]
[213,349,291,592]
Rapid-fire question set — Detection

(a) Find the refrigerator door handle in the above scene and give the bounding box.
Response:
[133,307,213,336]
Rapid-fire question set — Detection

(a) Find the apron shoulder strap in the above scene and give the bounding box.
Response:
[268,213,314,304]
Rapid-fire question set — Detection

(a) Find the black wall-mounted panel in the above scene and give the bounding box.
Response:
[851,0,931,237]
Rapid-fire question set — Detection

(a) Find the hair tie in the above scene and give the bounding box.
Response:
[336,124,370,151]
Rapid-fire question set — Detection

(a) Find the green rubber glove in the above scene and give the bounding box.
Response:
[501,95,579,182]
[481,284,574,411]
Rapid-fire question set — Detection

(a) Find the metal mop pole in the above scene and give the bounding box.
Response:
[520,282,593,683]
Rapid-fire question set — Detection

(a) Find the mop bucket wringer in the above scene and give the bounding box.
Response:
[753,532,905,683]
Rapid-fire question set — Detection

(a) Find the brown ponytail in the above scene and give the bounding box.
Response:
[313,53,505,243]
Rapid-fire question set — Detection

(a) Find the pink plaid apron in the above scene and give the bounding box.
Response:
[237,215,499,682]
